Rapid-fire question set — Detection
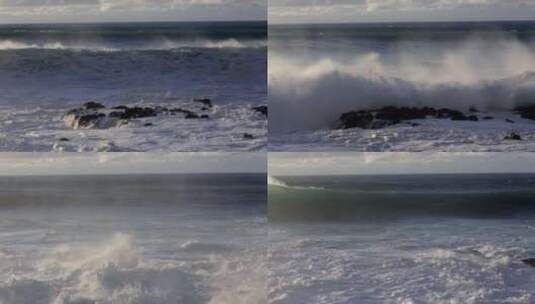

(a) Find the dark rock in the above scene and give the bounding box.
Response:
[515,104,535,121]
[185,112,200,119]
[194,98,213,107]
[522,258,535,268]
[410,123,421,127]
[84,101,105,110]
[504,132,522,141]
[78,113,106,128]
[506,119,515,124]
[200,115,210,119]
[374,106,428,122]
[110,107,157,119]
[243,133,255,139]
[436,108,464,119]
[339,111,374,129]
[201,107,208,111]
[111,105,128,110]
[59,138,70,142]
[338,106,482,129]
[253,106,268,117]
[144,123,153,127]
[483,116,494,120]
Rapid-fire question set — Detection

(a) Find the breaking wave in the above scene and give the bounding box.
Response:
[269,37,535,132]
[0,233,266,304]
[0,38,266,51]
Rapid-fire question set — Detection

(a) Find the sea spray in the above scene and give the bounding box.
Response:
[270,29,535,132]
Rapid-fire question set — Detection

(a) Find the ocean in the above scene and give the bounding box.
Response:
[269,21,535,151]
[0,22,267,151]
[0,173,266,304]
[268,174,535,303]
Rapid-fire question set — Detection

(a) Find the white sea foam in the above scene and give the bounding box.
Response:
[0,232,266,304]
[269,37,535,133]
[268,176,289,187]
[0,38,266,51]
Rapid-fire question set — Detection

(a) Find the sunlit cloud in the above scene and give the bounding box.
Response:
[0,0,266,23]
[269,0,535,23]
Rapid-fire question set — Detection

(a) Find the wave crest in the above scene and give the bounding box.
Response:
[269,37,535,132]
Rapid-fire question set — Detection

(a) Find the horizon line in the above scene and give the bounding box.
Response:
[269,18,535,26]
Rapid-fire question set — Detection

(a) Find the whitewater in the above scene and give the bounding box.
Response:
[0,174,267,304]
[268,174,535,303]
[269,21,535,151]
[0,22,267,151]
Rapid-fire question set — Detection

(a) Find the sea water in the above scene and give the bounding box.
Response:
[268,174,535,303]
[0,173,266,304]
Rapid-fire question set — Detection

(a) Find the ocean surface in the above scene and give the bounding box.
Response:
[0,22,267,151]
[269,21,535,151]
[0,173,266,304]
[268,174,535,303]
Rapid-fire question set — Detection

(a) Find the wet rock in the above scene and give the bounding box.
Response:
[504,132,522,140]
[59,138,70,142]
[522,258,535,268]
[194,98,213,107]
[483,116,494,120]
[144,123,153,127]
[506,119,515,124]
[243,133,255,139]
[339,111,374,129]
[338,106,479,129]
[253,106,268,117]
[64,109,112,129]
[110,107,157,119]
[185,112,200,119]
[200,114,210,119]
[515,104,535,121]
[84,101,105,110]
[112,105,129,110]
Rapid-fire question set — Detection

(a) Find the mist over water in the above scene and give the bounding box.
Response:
[0,174,267,304]
[269,22,535,132]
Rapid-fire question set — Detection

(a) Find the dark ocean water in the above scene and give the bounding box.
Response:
[268,173,535,303]
[269,174,535,221]
[0,21,267,106]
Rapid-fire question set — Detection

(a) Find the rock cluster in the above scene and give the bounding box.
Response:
[63,100,268,131]
[339,106,479,129]
[64,101,213,129]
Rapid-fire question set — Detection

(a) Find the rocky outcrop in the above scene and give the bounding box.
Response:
[338,106,480,129]
[253,106,268,117]
[64,101,213,130]
[194,98,213,108]
[84,101,105,110]
[504,132,522,140]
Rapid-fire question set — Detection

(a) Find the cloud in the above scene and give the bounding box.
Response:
[0,0,266,22]
[269,0,535,23]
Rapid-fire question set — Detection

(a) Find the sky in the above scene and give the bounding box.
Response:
[0,153,266,176]
[269,152,535,176]
[0,0,266,23]
[269,0,535,24]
